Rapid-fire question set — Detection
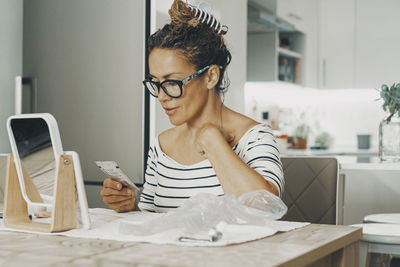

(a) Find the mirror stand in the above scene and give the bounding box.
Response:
[4,154,77,233]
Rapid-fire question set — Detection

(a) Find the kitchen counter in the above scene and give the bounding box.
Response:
[283,148,378,157]
[337,156,400,170]
[283,148,400,170]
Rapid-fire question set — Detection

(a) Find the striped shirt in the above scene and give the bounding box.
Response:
[138,123,284,213]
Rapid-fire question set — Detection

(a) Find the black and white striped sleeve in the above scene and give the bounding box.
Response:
[242,126,284,196]
[138,145,158,212]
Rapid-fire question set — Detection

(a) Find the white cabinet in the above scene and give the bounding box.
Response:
[247,0,319,87]
[337,158,400,225]
[247,31,304,84]
[354,0,400,88]
[247,32,278,82]
[247,0,305,84]
[318,0,356,89]
[319,0,400,89]
[276,0,307,33]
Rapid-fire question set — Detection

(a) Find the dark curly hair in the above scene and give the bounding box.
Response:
[147,0,232,94]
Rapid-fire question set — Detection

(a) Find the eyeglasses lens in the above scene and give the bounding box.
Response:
[145,81,181,98]
[144,81,158,96]
[162,81,181,97]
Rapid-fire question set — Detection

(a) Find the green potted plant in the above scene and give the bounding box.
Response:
[377,82,400,162]
[294,123,310,149]
[313,131,334,150]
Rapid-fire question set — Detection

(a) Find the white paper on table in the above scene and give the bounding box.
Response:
[0,208,310,247]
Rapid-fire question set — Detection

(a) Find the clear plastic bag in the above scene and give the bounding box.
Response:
[238,190,287,220]
[119,190,287,236]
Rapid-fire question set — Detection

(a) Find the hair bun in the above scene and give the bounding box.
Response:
[169,0,200,28]
[169,0,228,35]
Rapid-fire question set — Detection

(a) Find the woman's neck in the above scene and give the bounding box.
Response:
[185,93,227,136]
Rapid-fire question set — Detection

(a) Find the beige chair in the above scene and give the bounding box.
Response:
[280,156,339,224]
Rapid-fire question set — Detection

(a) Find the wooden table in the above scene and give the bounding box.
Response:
[0,224,361,267]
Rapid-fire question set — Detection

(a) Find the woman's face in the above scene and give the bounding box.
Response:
[148,48,210,126]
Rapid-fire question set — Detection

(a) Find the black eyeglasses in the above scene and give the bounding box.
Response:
[143,65,221,98]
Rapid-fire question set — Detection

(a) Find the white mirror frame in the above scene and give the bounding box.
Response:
[7,113,63,208]
[7,113,90,229]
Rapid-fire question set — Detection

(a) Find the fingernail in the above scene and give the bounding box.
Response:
[117,184,121,189]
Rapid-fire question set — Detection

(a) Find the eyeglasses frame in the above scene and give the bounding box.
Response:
[143,64,222,98]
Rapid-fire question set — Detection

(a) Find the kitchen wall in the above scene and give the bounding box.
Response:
[0,0,23,153]
[23,0,146,208]
[245,82,387,150]
[151,0,247,140]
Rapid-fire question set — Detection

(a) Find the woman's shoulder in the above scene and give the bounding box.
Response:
[157,126,181,154]
[227,110,260,137]
[159,125,182,140]
[226,110,275,149]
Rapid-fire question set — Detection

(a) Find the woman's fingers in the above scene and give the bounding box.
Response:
[101,187,133,197]
[101,177,136,212]
[103,177,123,190]
[103,194,132,204]
[101,187,134,203]
[109,198,135,213]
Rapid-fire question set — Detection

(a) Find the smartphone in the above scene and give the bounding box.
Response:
[95,161,139,190]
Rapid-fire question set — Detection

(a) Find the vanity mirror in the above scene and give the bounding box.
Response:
[5,113,90,232]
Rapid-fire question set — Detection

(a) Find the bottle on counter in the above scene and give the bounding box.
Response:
[262,111,269,125]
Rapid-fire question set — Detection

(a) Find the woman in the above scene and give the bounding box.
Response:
[101,0,284,213]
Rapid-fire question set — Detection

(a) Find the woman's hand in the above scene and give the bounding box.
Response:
[195,123,234,156]
[101,178,136,212]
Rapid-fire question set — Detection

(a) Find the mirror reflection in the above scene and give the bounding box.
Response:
[10,118,55,198]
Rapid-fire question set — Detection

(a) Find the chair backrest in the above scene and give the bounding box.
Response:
[280,157,338,224]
